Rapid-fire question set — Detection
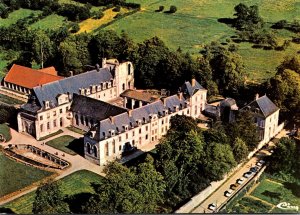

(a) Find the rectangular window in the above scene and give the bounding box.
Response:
[47,113,50,119]
[53,111,56,117]
[162,120,164,125]
[146,134,148,140]
[119,145,122,151]
[146,126,148,131]
[126,133,128,139]
[132,131,135,137]
[47,122,50,130]
[53,120,57,127]
[40,115,43,120]
[139,128,141,134]
[66,107,69,112]
[162,128,164,133]
[60,109,63,114]
[105,143,109,156]
[40,124,43,132]
[119,136,122,142]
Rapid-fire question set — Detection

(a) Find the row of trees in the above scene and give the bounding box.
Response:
[32,113,259,213]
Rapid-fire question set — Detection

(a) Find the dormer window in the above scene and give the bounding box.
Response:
[108,82,111,88]
[86,88,90,95]
[175,105,179,112]
[110,130,115,136]
[130,122,133,128]
[143,117,146,123]
[80,88,85,95]
[45,101,50,109]
[123,125,128,131]
[102,82,106,90]
[164,110,169,115]
[97,85,101,92]
[103,132,106,139]
[137,120,142,126]
[116,127,119,133]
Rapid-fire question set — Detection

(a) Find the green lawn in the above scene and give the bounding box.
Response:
[103,0,300,82]
[30,14,68,30]
[0,124,11,142]
[66,126,86,135]
[230,196,272,213]
[38,129,63,141]
[251,178,300,210]
[4,170,103,214]
[0,9,41,28]
[0,152,53,198]
[0,93,25,105]
[227,177,300,213]
[45,135,77,155]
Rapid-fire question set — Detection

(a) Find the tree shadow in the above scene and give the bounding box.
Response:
[66,192,93,213]
[283,182,300,198]
[67,137,84,156]
[0,207,15,214]
[218,18,235,25]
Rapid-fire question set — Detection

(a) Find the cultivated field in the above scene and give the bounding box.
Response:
[227,177,300,213]
[3,170,103,214]
[0,152,53,198]
[105,0,300,82]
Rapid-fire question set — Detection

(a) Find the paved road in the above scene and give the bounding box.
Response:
[191,128,288,213]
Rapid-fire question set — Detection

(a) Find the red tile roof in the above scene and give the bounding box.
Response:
[38,66,57,76]
[4,64,63,89]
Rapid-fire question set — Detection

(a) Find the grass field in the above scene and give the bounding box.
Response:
[228,177,300,213]
[0,152,53,198]
[104,0,300,83]
[30,14,68,30]
[77,7,129,34]
[3,170,103,214]
[0,124,11,142]
[0,9,41,28]
[45,135,77,155]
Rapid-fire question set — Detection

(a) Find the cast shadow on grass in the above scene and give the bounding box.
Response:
[283,182,300,198]
[66,192,93,213]
[0,207,15,214]
[67,137,84,156]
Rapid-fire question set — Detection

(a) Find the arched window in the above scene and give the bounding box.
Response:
[128,64,131,75]
[75,115,79,125]
[93,145,98,157]
[87,143,91,154]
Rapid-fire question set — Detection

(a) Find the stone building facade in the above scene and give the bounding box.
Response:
[17,59,134,140]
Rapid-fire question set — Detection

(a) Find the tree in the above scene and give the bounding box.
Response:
[226,110,259,151]
[32,180,69,214]
[169,5,177,13]
[204,142,236,181]
[232,137,248,162]
[199,42,245,96]
[32,30,54,68]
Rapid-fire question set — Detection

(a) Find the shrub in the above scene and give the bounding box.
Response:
[113,5,121,12]
[70,23,80,33]
[272,20,288,29]
[169,5,177,13]
[93,10,104,19]
[157,5,164,12]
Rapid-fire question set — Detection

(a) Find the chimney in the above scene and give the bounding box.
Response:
[191,78,196,87]
[102,58,107,68]
[109,116,115,124]
[178,92,183,100]
[255,93,259,100]
[95,64,100,72]
[69,71,73,76]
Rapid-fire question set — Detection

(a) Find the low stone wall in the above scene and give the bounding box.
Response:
[175,163,243,213]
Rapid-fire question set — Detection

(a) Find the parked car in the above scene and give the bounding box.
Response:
[236,178,244,184]
[230,183,239,190]
[244,171,254,178]
[224,189,233,197]
[250,166,259,173]
[208,203,217,211]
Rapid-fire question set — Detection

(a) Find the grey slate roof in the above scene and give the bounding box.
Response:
[181,80,205,98]
[241,95,279,118]
[89,94,187,141]
[71,94,127,121]
[32,68,113,108]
